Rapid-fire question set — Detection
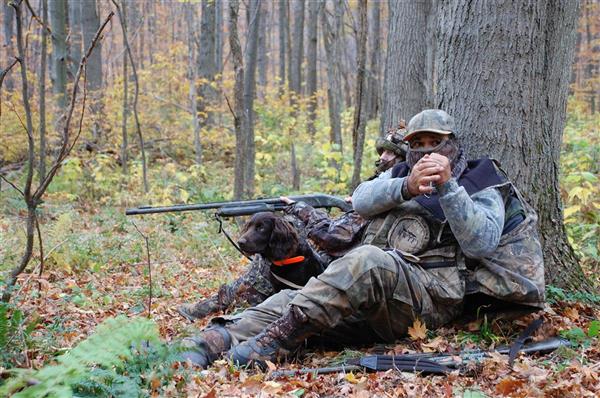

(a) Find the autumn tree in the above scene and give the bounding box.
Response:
[433,0,590,290]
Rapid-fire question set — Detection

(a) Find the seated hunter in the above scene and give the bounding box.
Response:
[176,124,408,321]
[176,108,545,368]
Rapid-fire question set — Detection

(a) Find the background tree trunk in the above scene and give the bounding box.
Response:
[257,4,268,89]
[230,0,246,199]
[39,0,48,182]
[242,0,261,197]
[49,0,68,109]
[321,0,343,150]
[381,0,431,134]
[81,0,103,143]
[289,0,305,190]
[434,0,589,291]
[2,0,15,91]
[350,0,368,189]
[366,0,381,121]
[278,0,287,92]
[68,0,82,78]
[120,1,129,175]
[306,0,319,137]
[186,2,202,165]
[197,0,217,127]
[215,0,223,75]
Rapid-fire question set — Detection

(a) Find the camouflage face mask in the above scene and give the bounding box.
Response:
[406,137,460,170]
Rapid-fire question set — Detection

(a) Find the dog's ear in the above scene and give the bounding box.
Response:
[268,216,299,260]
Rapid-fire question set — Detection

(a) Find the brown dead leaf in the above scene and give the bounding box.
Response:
[563,306,579,321]
[265,359,277,372]
[495,377,525,395]
[408,318,427,340]
[421,336,446,352]
[201,388,216,398]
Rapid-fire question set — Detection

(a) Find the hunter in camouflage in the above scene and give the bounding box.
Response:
[178,109,544,368]
[177,128,406,321]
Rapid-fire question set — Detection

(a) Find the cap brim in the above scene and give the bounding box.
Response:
[403,129,453,142]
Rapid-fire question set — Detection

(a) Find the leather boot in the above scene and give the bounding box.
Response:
[177,296,222,322]
[178,326,232,367]
[228,305,318,367]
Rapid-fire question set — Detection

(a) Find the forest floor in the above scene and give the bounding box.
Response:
[2,199,599,397]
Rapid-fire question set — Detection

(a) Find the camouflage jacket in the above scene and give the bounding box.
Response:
[284,202,369,261]
[353,158,545,308]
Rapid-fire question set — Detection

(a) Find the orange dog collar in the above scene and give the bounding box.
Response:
[272,256,305,266]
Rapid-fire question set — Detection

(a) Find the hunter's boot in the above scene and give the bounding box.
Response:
[228,305,319,367]
[178,326,232,367]
[177,295,222,322]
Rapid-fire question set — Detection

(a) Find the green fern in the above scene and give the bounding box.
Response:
[0,315,160,398]
[0,303,7,349]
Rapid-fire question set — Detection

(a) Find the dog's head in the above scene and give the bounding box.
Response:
[237,212,299,260]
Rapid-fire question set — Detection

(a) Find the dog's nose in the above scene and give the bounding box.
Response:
[237,237,247,248]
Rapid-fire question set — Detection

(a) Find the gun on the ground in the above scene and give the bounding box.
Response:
[269,337,571,378]
[125,194,352,217]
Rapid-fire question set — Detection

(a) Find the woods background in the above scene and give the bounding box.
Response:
[0,0,599,395]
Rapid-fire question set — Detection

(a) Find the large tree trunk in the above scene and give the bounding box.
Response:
[242,0,261,197]
[120,2,129,175]
[381,0,432,134]
[230,0,246,200]
[350,0,368,190]
[434,0,590,291]
[49,0,68,109]
[306,0,319,136]
[365,0,381,121]
[321,0,343,149]
[257,3,268,89]
[68,0,82,77]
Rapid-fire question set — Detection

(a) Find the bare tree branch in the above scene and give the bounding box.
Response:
[23,0,51,34]
[131,221,153,318]
[0,175,25,197]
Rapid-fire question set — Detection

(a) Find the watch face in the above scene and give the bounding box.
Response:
[388,215,430,254]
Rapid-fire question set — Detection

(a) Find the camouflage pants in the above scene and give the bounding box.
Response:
[212,245,465,345]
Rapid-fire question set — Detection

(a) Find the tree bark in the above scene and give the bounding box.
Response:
[381,0,431,134]
[350,0,368,190]
[306,0,319,136]
[242,0,261,197]
[365,0,380,120]
[230,0,246,199]
[49,0,68,109]
[434,0,590,291]
[321,0,343,149]
[68,0,82,77]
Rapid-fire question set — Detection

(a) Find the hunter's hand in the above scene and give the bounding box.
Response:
[427,153,452,186]
[407,154,444,196]
[280,196,295,205]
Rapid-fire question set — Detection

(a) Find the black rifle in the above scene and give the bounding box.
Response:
[125,194,352,217]
[269,337,570,378]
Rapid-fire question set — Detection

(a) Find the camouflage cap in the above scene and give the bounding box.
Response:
[376,120,408,157]
[404,109,456,142]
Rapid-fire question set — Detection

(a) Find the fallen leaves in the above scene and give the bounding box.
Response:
[408,318,428,341]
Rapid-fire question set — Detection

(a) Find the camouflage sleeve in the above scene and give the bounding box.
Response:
[284,201,330,226]
[352,169,409,218]
[438,179,505,258]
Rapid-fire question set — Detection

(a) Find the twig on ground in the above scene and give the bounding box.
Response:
[131,221,153,318]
